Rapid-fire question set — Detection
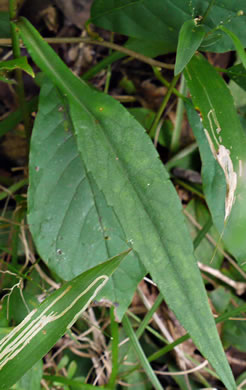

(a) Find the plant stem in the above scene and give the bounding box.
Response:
[83,51,124,80]
[122,315,163,390]
[10,207,24,266]
[104,33,114,94]
[9,0,31,147]
[0,178,28,201]
[170,73,188,153]
[127,310,168,343]
[136,293,163,339]
[165,142,198,171]
[149,74,180,136]
[0,36,174,70]
[193,216,213,250]
[107,306,119,389]
[153,66,186,99]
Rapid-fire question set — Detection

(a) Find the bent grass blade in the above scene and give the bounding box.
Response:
[0,251,129,390]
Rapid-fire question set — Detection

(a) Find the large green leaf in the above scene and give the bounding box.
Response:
[91,0,246,53]
[29,78,145,319]
[0,251,128,390]
[184,54,246,268]
[17,17,236,389]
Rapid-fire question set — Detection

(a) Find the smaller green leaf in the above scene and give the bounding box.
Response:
[0,57,35,77]
[174,19,206,75]
[219,26,246,70]
[0,251,129,390]
[184,54,246,268]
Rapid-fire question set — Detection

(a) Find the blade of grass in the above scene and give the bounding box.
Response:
[122,315,163,390]
[149,302,246,363]
[107,306,119,389]
[127,310,168,344]
[166,143,198,171]
[149,74,180,136]
[123,302,246,379]
[193,215,213,250]
[170,74,188,153]
[135,293,163,339]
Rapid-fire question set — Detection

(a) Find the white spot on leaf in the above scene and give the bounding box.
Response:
[204,129,237,221]
[216,145,237,220]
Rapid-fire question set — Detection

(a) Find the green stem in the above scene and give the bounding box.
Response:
[153,66,186,99]
[165,142,198,171]
[149,74,180,136]
[127,310,168,343]
[122,315,163,390]
[173,177,205,199]
[9,0,31,147]
[107,306,119,389]
[8,0,17,19]
[0,178,28,201]
[10,207,24,266]
[104,33,114,94]
[83,52,124,81]
[193,216,213,250]
[136,293,163,339]
[170,73,188,153]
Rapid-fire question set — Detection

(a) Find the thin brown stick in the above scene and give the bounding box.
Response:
[198,261,246,295]
[0,37,175,70]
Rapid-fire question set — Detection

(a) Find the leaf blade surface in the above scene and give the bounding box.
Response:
[28,78,145,319]
[91,0,246,53]
[17,17,236,389]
